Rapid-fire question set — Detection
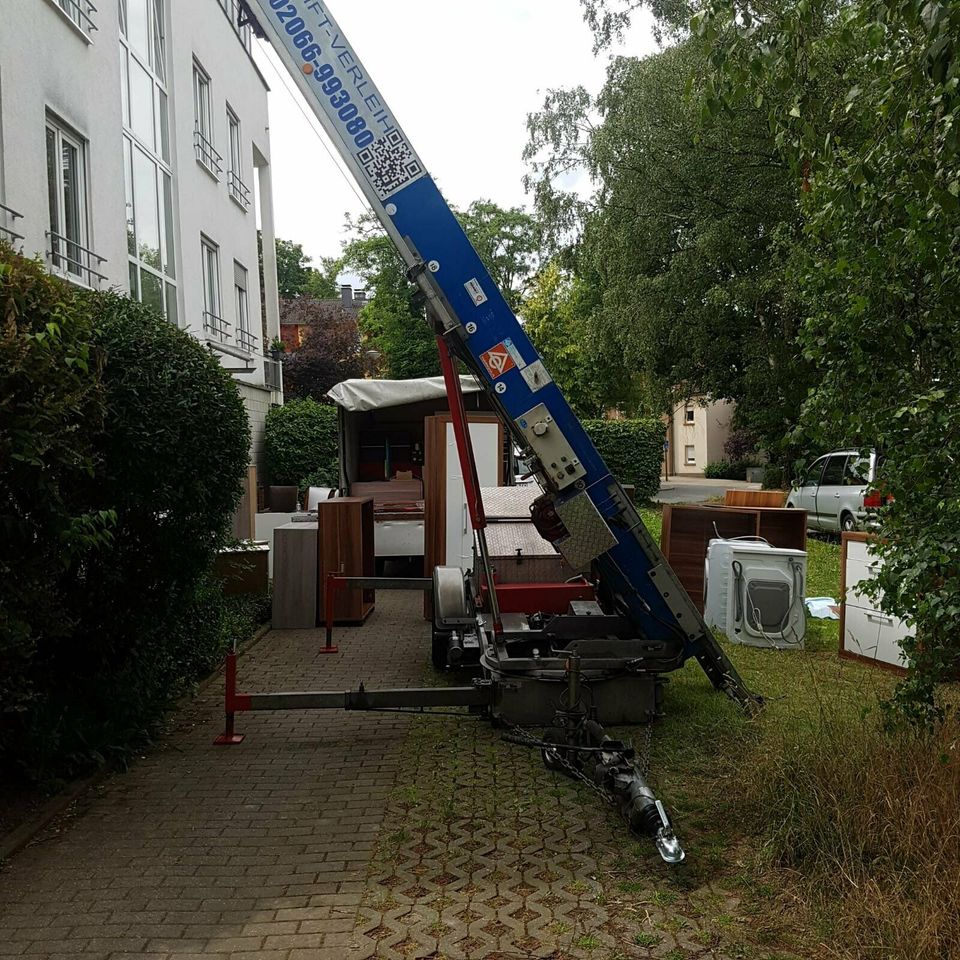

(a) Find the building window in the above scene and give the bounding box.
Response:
[201,236,226,340]
[685,406,695,423]
[685,445,696,466]
[55,0,98,37]
[121,0,176,323]
[193,60,222,178]
[119,0,165,81]
[226,107,250,210]
[234,261,257,352]
[45,116,105,287]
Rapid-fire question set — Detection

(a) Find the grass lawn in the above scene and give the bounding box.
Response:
[378,506,956,959]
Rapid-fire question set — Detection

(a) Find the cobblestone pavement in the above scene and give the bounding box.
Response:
[0,593,805,960]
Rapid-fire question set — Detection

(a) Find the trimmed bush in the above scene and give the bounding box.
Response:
[761,465,786,490]
[704,459,762,481]
[0,247,104,725]
[582,418,664,501]
[264,398,339,491]
[0,246,252,780]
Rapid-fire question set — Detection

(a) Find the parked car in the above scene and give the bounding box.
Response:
[786,449,880,533]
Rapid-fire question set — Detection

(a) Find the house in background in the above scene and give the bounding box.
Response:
[0,0,282,467]
[280,283,368,351]
[665,397,735,476]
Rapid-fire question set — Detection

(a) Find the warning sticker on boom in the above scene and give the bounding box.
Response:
[480,339,526,379]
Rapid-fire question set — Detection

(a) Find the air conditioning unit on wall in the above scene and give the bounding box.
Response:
[704,538,807,649]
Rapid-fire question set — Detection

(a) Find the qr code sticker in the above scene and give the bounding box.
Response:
[357,130,424,199]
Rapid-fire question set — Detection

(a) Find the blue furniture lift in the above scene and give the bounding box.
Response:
[229,0,759,862]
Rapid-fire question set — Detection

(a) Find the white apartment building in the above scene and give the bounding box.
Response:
[0,0,283,465]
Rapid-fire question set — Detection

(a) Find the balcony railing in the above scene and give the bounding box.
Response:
[57,0,98,36]
[228,170,251,210]
[203,310,231,342]
[46,231,109,288]
[220,0,254,51]
[236,325,259,353]
[0,203,25,244]
[194,127,223,179]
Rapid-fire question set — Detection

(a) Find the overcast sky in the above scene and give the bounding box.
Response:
[252,1,657,275]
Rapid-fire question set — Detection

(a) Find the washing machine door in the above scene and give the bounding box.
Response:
[744,578,792,638]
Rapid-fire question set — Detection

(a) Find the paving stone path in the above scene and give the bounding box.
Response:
[0,593,798,960]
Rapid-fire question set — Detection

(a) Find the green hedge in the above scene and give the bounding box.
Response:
[0,245,251,780]
[704,459,763,481]
[264,398,339,491]
[582,418,665,501]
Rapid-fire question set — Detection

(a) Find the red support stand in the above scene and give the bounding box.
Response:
[214,649,246,745]
[320,573,340,655]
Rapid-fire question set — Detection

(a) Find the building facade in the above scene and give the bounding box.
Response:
[0,0,282,466]
[665,397,735,476]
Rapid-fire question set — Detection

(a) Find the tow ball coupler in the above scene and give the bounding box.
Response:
[541,654,685,865]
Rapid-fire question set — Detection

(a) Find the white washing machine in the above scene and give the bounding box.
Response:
[704,538,807,649]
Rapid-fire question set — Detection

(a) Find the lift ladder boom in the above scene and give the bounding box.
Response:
[245,0,755,705]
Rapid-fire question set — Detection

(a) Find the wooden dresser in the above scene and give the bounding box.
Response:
[317,497,376,624]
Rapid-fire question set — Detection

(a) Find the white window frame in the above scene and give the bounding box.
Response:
[193,60,222,178]
[45,116,105,288]
[201,235,226,341]
[121,0,177,323]
[685,444,697,466]
[234,261,257,353]
[684,406,695,423]
[226,106,250,210]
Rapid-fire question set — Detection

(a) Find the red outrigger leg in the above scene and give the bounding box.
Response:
[435,335,502,633]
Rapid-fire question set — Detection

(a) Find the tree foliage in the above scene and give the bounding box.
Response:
[0,248,106,722]
[279,300,363,401]
[525,41,809,460]
[340,202,543,380]
[698,0,960,722]
[339,213,438,380]
[1,247,251,777]
[523,262,640,417]
[457,201,542,312]
[260,233,339,300]
[264,399,339,491]
[579,0,691,49]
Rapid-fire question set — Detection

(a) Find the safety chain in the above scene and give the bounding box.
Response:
[504,720,655,815]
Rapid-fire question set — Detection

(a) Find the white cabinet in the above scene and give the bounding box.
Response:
[840,533,909,670]
[444,421,501,570]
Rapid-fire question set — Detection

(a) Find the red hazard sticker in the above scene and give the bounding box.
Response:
[480,342,518,379]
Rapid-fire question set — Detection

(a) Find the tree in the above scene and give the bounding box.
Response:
[525,40,810,463]
[258,233,339,301]
[523,262,641,417]
[279,300,363,401]
[339,212,438,380]
[340,203,543,379]
[457,201,542,311]
[698,0,960,722]
[579,0,690,49]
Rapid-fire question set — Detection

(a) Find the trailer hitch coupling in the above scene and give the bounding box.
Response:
[540,654,686,864]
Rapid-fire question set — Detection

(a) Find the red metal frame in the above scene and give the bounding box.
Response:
[214,649,250,745]
[322,572,342,654]
[479,579,596,615]
[436,335,487,532]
